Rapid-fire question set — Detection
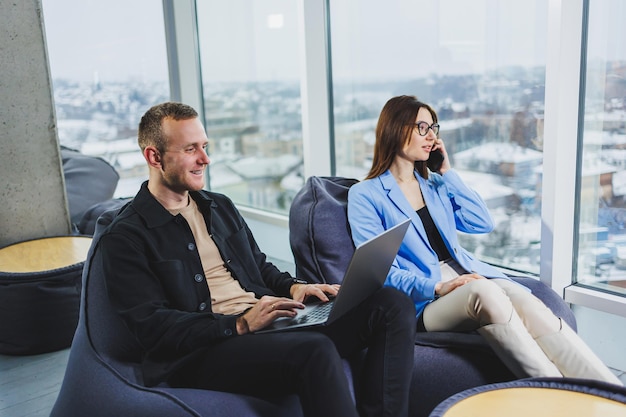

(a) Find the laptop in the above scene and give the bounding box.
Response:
[257,219,410,333]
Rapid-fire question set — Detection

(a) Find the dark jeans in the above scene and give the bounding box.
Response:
[190,287,416,417]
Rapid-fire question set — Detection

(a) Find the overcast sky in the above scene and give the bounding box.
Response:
[41,0,624,84]
[42,0,169,83]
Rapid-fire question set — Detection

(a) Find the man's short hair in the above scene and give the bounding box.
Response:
[138,102,199,152]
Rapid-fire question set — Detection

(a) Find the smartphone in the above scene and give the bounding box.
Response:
[427,149,444,172]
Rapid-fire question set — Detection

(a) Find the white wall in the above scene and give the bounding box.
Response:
[573,304,626,372]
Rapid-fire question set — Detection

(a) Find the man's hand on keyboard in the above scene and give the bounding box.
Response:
[236,296,304,334]
[290,283,341,303]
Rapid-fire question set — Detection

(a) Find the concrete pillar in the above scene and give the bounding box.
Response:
[0,0,71,247]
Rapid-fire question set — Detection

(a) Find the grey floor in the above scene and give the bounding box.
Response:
[0,349,69,417]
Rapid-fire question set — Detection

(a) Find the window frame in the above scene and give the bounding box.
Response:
[165,0,626,316]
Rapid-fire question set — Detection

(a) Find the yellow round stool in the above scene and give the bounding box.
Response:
[429,378,626,417]
[0,236,92,355]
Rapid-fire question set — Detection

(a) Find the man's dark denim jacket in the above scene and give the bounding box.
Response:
[99,181,295,386]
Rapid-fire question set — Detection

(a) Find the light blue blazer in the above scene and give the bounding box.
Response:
[347,169,508,316]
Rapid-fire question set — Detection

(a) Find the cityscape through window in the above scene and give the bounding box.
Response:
[42,0,169,198]
[330,0,550,275]
[576,0,626,296]
[196,0,303,214]
[41,0,626,293]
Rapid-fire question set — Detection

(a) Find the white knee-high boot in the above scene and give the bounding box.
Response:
[535,319,623,386]
[478,310,562,379]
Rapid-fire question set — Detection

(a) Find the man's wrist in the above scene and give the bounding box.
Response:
[289,278,308,297]
[236,315,250,335]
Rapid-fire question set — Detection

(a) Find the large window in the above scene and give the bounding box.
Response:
[39,0,626,302]
[330,0,549,275]
[576,0,626,295]
[42,0,170,198]
[196,0,303,215]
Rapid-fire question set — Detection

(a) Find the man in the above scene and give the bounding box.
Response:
[100,102,415,417]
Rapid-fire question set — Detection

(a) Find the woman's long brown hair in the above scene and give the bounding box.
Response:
[366,95,438,180]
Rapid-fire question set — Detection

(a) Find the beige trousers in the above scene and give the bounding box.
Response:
[422,261,560,338]
[420,261,622,384]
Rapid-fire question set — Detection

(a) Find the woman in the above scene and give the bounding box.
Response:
[347,95,621,385]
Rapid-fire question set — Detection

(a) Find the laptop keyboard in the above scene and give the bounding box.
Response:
[297,300,335,323]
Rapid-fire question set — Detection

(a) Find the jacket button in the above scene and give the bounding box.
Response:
[198,302,207,311]
[194,274,204,282]
[226,259,231,263]
[188,243,196,251]
[224,329,233,336]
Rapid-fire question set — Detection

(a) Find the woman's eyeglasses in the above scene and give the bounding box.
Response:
[414,122,439,136]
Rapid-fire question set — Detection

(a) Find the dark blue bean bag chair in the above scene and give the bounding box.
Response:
[61,146,119,227]
[289,176,577,417]
[51,206,357,417]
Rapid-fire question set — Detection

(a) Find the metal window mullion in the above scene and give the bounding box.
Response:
[541,0,585,295]
[297,0,333,178]
[162,0,207,186]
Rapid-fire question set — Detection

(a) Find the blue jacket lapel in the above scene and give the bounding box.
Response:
[380,171,431,247]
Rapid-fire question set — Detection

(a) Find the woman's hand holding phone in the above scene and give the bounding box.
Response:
[427,149,444,172]
[428,138,450,173]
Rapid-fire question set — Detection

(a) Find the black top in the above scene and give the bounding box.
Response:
[417,206,452,261]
